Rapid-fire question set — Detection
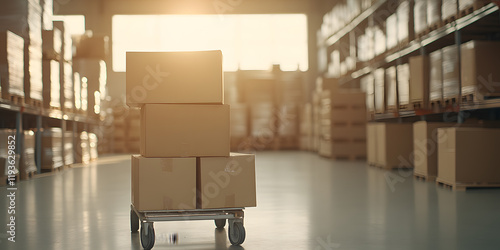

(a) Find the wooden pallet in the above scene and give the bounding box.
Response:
[427,22,442,33]
[442,15,457,26]
[459,1,489,18]
[26,98,43,108]
[41,166,64,173]
[412,101,424,110]
[8,94,24,105]
[414,172,436,182]
[462,93,500,103]
[436,178,500,191]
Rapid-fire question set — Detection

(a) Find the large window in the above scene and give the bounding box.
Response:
[112,14,308,72]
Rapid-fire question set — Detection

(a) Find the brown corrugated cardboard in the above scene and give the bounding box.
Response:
[409,55,430,107]
[437,128,500,185]
[331,125,366,141]
[442,45,460,100]
[397,64,410,107]
[126,51,223,106]
[385,66,397,109]
[42,60,60,108]
[430,50,443,103]
[140,104,230,157]
[413,121,456,178]
[461,40,500,100]
[198,153,256,209]
[132,155,197,211]
[331,141,366,158]
[376,123,413,169]
[366,123,378,164]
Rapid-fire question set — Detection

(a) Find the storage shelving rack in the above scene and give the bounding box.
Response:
[318,1,500,123]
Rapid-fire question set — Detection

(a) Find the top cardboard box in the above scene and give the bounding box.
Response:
[126,51,223,107]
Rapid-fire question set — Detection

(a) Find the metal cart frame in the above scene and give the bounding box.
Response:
[130,204,246,249]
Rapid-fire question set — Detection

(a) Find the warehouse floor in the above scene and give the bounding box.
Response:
[2,151,500,250]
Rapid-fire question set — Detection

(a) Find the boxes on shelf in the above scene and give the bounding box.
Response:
[126,51,223,107]
[89,133,98,161]
[275,74,304,105]
[63,131,74,166]
[461,40,500,101]
[41,28,61,60]
[42,60,60,109]
[41,128,64,171]
[360,72,376,113]
[373,69,385,114]
[397,1,414,43]
[427,0,442,27]
[397,63,410,109]
[430,49,443,105]
[409,55,430,109]
[386,14,398,50]
[442,45,460,102]
[459,0,490,12]
[442,0,458,22]
[75,131,90,164]
[385,66,397,111]
[41,0,53,30]
[61,62,73,111]
[414,0,428,35]
[140,104,230,158]
[198,153,256,209]
[375,123,413,169]
[20,130,37,179]
[53,21,72,62]
[0,31,24,100]
[74,33,109,60]
[413,122,456,179]
[132,155,197,211]
[0,0,43,104]
[73,59,107,117]
[437,127,500,187]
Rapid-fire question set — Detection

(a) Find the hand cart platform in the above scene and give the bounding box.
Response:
[130,204,246,249]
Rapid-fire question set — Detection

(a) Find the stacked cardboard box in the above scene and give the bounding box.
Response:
[397,64,410,109]
[74,33,109,60]
[414,0,428,35]
[75,131,90,164]
[373,69,385,114]
[73,59,107,118]
[127,51,256,211]
[442,0,458,22]
[429,49,443,106]
[385,66,397,111]
[0,31,24,100]
[42,59,60,109]
[386,14,398,51]
[299,103,313,151]
[442,45,460,103]
[40,0,53,31]
[361,72,376,113]
[409,55,430,109]
[330,91,367,160]
[63,131,74,166]
[318,90,332,157]
[368,123,413,169]
[427,0,442,27]
[437,127,500,189]
[89,133,98,161]
[41,128,64,171]
[0,0,43,105]
[461,40,500,101]
[397,1,414,44]
[458,0,490,12]
[20,130,37,179]
[413,122,456,180]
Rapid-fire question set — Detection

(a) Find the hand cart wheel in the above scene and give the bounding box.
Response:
[140,222,155,250]
[215,219,226,229]
[228,221,245,245]
[130,209,139,232]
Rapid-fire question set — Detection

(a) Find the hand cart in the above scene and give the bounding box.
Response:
[130,204,246,250]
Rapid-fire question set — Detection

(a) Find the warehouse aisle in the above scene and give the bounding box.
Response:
[2,151,500,250]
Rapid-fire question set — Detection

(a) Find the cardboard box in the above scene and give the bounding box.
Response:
[397,63,410,107]
[437,128,500,184]
[366,123,378,165]
[126,51,223,106]
[0,30,25,99]
[430,50,443,103]
[376,123,413,169]
[461,40,500,100]
[409,55,430,107]
[385,66,397,108]
[42,60,60,108]
[413,121,456,178]
[442,45,460,100]
[141,104,230,157]
[318,138,332,158]
[331,141,366,159]
[198,153,256,209]
[132,155,197,211]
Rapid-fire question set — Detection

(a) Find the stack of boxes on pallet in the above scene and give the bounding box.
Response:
[0,31,24,102]
[366,123,413,169]
[0,0,43,106]
[41,128,64,171]
[127,51,256,211]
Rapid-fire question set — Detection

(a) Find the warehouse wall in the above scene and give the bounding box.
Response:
[55,0,323,100]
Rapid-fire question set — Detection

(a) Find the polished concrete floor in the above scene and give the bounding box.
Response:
[1,151,500,250]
